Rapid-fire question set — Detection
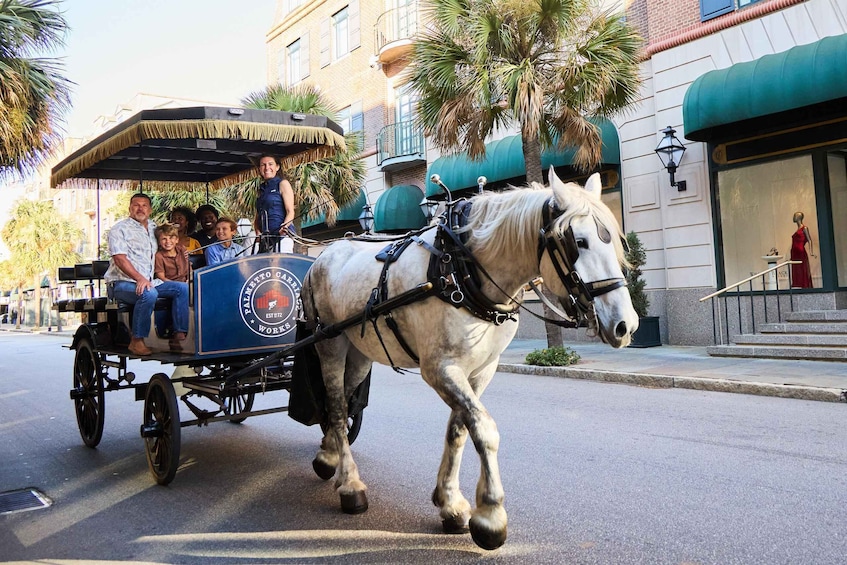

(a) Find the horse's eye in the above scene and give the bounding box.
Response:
[576,238,589,249]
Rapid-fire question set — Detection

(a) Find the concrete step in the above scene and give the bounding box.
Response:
[784,310,847,322]
[731,334,847,347]
[707,344,847,361]
[759,322,847,334]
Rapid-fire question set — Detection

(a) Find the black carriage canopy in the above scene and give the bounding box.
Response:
[50,106,346,190]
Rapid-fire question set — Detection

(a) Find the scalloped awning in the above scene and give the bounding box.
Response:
[683,34,847,141]
[425,119,620,197]
[374,184,427,232]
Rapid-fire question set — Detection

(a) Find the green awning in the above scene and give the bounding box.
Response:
[425,119,620,197]
[683,34,847,141]
[374,184,427,232]
[301,188,367,228]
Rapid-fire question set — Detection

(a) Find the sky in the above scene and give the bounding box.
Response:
[58,0,278,138]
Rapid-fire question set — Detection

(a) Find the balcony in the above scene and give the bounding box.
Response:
[376,121,425,172]
[374,2,418,65]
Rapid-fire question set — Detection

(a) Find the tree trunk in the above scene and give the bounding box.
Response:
[34,276,42,330]
[522,128,563,348]
[521,130,544,185]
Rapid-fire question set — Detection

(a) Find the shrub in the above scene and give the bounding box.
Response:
[524,346,580,367]
[625,231,650,318]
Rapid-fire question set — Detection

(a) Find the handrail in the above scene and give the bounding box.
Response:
[699,260,800,302]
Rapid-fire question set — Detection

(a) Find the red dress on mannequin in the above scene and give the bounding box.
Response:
[790,228,813,288]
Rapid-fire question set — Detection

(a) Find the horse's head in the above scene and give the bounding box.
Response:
[538,169,639,347]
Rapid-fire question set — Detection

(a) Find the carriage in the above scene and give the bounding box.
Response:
[51,105,638,550]
[51,106,375,485]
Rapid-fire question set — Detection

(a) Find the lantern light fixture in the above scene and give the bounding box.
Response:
[654,126,687,192]
[358,204,374,234]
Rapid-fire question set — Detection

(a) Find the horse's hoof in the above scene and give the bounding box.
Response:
[442,516,470,534]
[312,458,335,481]
[340,491,368,514]
[469,518,507,550]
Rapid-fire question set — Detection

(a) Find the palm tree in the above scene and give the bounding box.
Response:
[1,198,81,329]
[408,0,642,347]
[409,0,642,184]
[0,0,71,176]
[220,84,366,239]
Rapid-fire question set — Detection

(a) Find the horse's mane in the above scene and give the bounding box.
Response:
[463,180,626,268]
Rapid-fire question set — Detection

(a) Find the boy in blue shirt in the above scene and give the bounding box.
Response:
[205,218,245,266]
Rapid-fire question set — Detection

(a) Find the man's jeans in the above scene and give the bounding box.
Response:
[110,281,188,339]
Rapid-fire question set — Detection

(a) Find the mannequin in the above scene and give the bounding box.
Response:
[790,211,815,288]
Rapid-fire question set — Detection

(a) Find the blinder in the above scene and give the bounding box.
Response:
[537,198,627,326]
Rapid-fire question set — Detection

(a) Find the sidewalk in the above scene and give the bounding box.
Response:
[499,339,847,403]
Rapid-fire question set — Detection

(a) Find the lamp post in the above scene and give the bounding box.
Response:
[419,197,438,222]
[358,204,374,234]
[654,126,687,191]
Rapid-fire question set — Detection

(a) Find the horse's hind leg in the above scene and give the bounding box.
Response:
[313,340,370,514]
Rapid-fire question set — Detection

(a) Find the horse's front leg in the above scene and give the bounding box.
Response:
[432,409,472,533]
[425,362,506,550]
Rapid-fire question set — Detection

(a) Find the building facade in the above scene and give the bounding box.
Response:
[267,0,847,345]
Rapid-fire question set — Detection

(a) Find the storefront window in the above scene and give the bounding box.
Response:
[828,150,847,286]
[718,155,820,290]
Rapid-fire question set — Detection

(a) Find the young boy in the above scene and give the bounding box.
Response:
[205,217,245,266]
[154,224,190,282]
[150,223,190,351]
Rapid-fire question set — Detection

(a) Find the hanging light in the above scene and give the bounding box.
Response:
[358,204,374,234]
[419,197,438,221]
[654,126,687,191]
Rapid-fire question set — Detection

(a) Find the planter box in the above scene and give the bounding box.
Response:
[630,316,661,348]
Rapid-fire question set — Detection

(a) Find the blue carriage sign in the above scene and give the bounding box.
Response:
[194,254,315,357]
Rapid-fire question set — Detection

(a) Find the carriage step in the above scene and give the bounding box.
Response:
[140,422,164,438]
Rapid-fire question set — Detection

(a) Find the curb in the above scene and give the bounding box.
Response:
[497,363,847,403]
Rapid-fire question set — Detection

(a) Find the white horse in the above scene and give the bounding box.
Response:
[301,169,638,550]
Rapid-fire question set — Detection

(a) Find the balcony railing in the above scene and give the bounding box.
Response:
[374,2,418,61]
[376,121,425,170]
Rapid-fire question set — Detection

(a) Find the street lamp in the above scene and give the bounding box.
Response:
[477,175,487,194]
[419,197,438,222]
[654,126,687,191]
[358,204,374,234]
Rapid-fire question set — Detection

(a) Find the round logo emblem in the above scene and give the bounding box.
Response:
[239,267,301,337]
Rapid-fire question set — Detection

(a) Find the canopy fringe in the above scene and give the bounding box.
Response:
[51,119,346,189]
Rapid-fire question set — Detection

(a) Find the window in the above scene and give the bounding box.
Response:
[718,155,821,290]
[394,85,421,156]
[287,39,301,86]
[700,0,734,21]
[282,0,302,16]
[320,2,359,67]
[828,150,847,286]
[333,7,349,60]
[285,34,310,85]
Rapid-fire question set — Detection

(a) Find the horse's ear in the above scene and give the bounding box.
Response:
[584,173,602,199]
[548,166,563,189]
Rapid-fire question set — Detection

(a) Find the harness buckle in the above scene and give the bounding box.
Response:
[450,289,465,304]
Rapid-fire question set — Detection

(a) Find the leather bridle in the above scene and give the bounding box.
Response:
[536,199,628,326]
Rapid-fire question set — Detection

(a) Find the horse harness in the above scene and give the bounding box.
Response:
[361,197,627,370]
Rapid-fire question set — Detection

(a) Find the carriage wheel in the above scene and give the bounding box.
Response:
[321,411,363,445]
[141,373,181,485]
[224,391,255,424]
[72,339,105,448]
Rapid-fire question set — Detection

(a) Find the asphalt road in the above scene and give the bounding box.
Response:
[1,331,845,564]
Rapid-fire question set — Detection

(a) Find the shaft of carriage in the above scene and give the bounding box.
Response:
[225,281,434,385]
